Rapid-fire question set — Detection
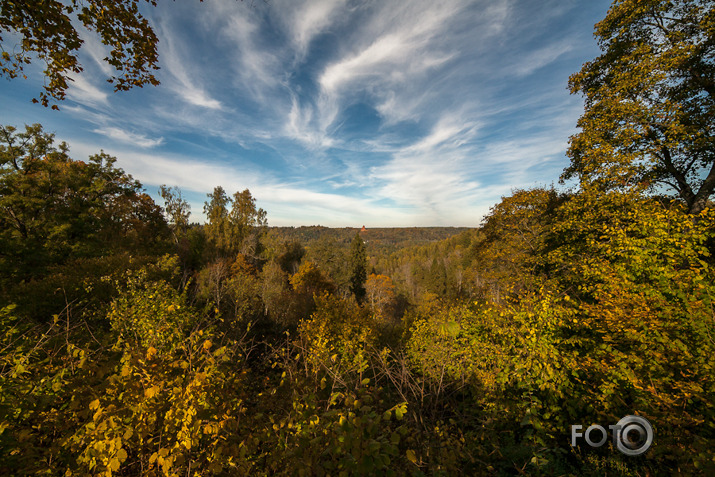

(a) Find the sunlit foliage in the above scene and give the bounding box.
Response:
[564,0,715,214]
[1,1,715,472]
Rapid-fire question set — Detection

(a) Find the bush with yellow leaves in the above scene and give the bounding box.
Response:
[108,269,197,352]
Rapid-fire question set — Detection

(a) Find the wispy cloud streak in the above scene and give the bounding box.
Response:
[156,19,223,110]
[93,127,164,148]
[2,0,613,226]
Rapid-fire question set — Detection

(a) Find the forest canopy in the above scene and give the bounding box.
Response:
[1,0,714,475]
[1,122,713,474]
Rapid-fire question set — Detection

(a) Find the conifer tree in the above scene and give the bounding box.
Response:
[349,232,367,303]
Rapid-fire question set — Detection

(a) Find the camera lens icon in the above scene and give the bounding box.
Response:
[614,415,653,456]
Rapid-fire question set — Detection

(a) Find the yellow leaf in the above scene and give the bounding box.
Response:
[203,340,212,351]
[145,386,159,398]
[117,448,128,462]
[406,449,417,464]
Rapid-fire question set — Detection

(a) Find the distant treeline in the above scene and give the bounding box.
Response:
[268,226,472,249]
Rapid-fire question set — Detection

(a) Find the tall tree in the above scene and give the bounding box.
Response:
[563,0,715,213]
[203,187,267,259]
[229,188,267,248]
[0,123,166,280]
[365,273,396,321]
[427,258,448,296]
[203,186,231,256]
[349,232,367,303]
[159,185,191,244]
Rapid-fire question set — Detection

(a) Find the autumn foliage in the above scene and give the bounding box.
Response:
[2,1,715,473]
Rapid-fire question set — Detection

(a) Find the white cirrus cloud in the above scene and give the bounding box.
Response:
[12,0,611,227]
[282,0,347,60]
[156,20,223,110]
[93,126,164,148]
[67,74,109,107]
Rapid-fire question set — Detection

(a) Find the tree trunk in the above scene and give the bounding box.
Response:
[688,162,715,214]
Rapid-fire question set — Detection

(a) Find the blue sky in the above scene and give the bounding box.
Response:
[1,0,612,226]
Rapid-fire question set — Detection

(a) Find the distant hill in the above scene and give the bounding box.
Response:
[267,226,473,253]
